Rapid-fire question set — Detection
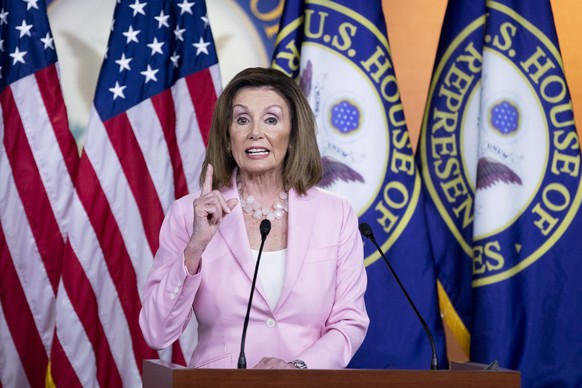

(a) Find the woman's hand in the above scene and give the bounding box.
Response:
[184,164,237,274]
[253,357,298,369]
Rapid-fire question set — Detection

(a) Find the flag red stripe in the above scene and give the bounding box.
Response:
[35,65,79,178]
[103,114,165,254]
[0,87,62,292]
[171,340,187,367]
[49,335,83,387]
[59,241,123,387]
[185,70,217,146]
[151,91,189,366]
[0,226,47,387]
[151,90,189,199]
[75,155,158,370]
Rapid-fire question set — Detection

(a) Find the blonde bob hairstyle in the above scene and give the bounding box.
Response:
[200,67,323,195]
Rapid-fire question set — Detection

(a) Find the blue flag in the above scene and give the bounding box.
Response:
[419,0,582,385]
[273,0,447,369]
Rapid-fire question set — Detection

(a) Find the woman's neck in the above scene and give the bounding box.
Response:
[237,171,285,199]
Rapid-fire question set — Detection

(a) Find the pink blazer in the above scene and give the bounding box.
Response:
[139,177,369,369]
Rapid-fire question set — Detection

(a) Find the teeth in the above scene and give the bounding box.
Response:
[247,149,269,155]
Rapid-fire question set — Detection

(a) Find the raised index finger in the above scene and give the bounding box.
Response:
[201,164,214,195]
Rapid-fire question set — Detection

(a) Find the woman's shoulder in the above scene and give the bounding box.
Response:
[168,192,199,214]
[299,187,359,226]
[307,186,346,201]
[176,192,200,203]
[303,186,352,209]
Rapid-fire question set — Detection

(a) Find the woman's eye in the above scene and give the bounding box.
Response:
[266,116,278,125]
[236,116,249,125]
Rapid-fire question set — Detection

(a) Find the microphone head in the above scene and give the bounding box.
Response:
[358,222,374,240]
[260,219,271,238]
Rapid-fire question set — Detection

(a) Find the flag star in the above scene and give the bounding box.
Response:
[170,52,180,67]
[129,0,147,17]
[123,25,140,44]
[201,15,209,28]
[109,81,127,100]
[147,37,164,56]
[115,53,132,72]
[16,20,33,38]
[0,38,4,52]
[155,10,170,28]
[10,47,27,64]
[193,37,211,55]
[23,0,39,10]
[174,26,186,41]
[40,32,54,50]
[0,9,9,25]
[140,65,159,83]
[177,0,195,15]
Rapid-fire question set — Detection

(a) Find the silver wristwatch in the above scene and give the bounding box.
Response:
[290,359,308,369]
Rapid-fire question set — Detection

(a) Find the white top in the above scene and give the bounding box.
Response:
[251,248,287,310]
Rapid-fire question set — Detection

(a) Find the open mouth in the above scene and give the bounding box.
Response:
[245,148,270,156]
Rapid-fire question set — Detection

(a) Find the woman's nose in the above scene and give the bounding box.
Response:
[249,123,263,139]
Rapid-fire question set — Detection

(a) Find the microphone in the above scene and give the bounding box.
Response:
[238,219,271,369]
[359,222,439,370]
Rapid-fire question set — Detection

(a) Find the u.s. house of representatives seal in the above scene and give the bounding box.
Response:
[273,1,421,265]
[420,1,582,287]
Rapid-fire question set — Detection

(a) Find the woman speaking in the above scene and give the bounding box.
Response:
[139,67,369,369]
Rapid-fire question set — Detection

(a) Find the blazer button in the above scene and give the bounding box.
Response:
[265,318,276,328]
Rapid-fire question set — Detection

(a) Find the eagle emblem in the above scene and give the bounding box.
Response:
[476,157,522,190]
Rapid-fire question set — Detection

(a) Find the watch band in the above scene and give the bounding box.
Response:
[290,359,308,369]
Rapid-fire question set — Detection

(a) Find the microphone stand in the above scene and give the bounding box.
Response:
[238,219,271,369]
[360,222,439,370]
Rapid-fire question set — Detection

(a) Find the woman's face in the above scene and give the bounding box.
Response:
[229,86,291,178]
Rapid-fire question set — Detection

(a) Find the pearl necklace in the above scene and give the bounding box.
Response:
[237,183,289,221]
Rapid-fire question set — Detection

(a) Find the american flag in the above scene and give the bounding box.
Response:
[49,0,220,385]
[0,0,79,386]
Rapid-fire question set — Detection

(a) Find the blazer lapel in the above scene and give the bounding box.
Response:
[217,177,256,284]
[276,188,319,311]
